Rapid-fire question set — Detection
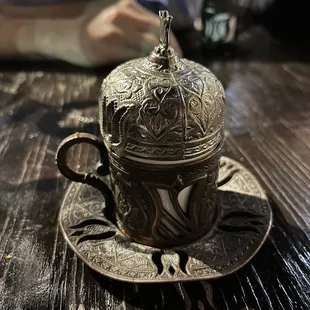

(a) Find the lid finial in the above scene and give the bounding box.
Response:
[148,11,179,68]
[159,10,172,53]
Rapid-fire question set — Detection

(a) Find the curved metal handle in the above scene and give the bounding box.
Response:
[55,132,109,192]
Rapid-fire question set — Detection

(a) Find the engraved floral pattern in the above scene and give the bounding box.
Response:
[99,57,226,160]
[59,157,272,283]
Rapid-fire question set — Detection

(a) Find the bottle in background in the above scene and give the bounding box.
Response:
[201,0,252,55]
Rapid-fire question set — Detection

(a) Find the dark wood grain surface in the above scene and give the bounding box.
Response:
[0,26,310,310]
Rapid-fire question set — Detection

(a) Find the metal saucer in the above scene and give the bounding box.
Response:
[59,157,272,283]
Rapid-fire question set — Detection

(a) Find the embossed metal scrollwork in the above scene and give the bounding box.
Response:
[59,157,272,283]
[57,10,227,248]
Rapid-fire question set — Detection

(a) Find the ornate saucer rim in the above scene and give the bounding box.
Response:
[58,157,273,283]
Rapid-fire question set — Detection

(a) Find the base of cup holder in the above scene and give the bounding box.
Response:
[59,157,272,283]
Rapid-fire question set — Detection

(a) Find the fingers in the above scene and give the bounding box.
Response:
[87,20,158,56]
[138,32,159,55]
[106,28,159,57]
[117,0,184,57]
[88,0,159,36]
[84,25,158,66]
[85,0,183,66]
[82,33,141,66]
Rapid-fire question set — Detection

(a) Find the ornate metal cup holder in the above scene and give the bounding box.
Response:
[59,157,272,283]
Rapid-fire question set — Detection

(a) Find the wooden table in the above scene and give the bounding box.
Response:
[0,26,309,310]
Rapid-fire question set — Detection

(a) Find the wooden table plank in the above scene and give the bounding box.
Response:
[0,26,310,310]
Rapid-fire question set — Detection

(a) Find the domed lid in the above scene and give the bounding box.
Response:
[99,11,226,162]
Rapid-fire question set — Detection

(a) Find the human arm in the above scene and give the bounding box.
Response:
[0,1,88,58]
[0,0,182,67]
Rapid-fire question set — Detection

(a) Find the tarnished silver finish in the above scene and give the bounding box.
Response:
[99,10,225,246]
[56,11,227,247]
[100,58,224,160]
[99,32,225,161]
[59,157,272,283]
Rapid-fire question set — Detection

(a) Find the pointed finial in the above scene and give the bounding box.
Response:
[159,11,172,52]
[148,11,179,69]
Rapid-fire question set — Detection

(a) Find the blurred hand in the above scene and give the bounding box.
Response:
[34,0,182,67]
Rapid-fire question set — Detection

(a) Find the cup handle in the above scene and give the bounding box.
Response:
[55,132,109,193]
